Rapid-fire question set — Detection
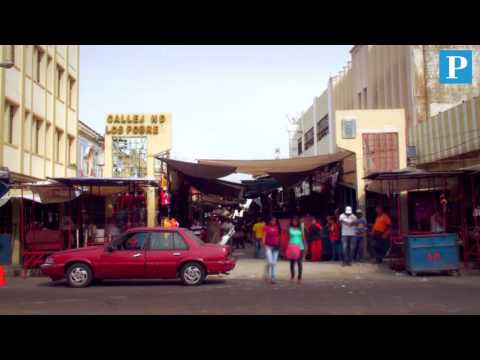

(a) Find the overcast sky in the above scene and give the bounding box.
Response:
[80,45,351,165]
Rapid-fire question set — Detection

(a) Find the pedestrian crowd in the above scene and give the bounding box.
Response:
[186,204,392,285]
[249,205,392,284]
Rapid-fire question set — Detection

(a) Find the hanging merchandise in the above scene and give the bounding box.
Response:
[160,190,171,206]
[473,207,480,218]
[136,191,146,208]
[161,175,168,191]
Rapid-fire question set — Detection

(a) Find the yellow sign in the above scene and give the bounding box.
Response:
[105,114,166,136]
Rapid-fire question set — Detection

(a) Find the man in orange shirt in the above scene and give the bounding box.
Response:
[371,205,391,264]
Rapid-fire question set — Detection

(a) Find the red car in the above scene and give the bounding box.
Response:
[40,227,236,287]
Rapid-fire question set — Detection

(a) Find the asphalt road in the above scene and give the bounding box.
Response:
[2,256,480,314]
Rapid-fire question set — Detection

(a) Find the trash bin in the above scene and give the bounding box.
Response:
[404,233,460,276]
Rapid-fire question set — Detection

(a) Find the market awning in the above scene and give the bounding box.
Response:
[49,176,159,187]
[183,175,244,199]
[0,181,9,199]
[363,167,465,194]
[157,158,236,180]
[0,167,10,184]
[199,152,351,177]
[8,181,82,203]
[364,167,464,181]
[241,177,282,198]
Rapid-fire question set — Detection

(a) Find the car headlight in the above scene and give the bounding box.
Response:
[45,256,55,264]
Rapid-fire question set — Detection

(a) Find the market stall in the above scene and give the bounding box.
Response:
[157,153,353,256]
[7,177,158,272]
[364,168,469,274]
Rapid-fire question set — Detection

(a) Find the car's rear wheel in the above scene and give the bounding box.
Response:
[66,263,93,288]
[180,262,205,286]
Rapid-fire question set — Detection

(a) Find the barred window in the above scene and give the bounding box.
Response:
[304,128,314,150]
[317,115,329,141]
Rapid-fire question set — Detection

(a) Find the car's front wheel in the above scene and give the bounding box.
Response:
[180,262,205,286]
[66,263,93,288]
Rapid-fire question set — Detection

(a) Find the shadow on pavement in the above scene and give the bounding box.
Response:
[40,278,228,288]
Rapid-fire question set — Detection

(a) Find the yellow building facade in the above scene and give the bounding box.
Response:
[1,45,80,266]
[1,45,80,181]
[103,113,172,227]
[335,109,407,211]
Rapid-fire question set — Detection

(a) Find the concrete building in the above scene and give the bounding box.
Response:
[290,45,480,172]
[1,45,80,181]
[330,45,480,169]
[0,45,80,266]
[288,45,480,215]
[288,90,332,158]
[78,121,104,177]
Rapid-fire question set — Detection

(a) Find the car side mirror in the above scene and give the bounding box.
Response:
[106,244,115,252]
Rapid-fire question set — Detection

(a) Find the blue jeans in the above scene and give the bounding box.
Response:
[342,236,355,264]
[332,241,343,261]
[254,239,263,258]
[354,235,364,261]
[265,246,280,281]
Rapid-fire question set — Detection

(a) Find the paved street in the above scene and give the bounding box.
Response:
[2,250,480,314]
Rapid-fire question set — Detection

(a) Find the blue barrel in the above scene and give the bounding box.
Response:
[0,234,12,265]
[405,233,459,275]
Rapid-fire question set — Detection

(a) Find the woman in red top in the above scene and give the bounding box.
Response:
[328,216,342,262]
[263,216,281,284]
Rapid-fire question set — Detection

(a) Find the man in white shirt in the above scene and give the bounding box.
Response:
[339,206,358,266]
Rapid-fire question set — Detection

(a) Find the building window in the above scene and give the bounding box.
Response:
[32,116,43,155]
[297,138,303,155]
[363,88,367,109]
[46,56,53,91]
[55,65,64,99]
[45,122,52,158]
[304,128,314,150]
[112,137,147,178]
[358,92,362,109]
[23,111,31,151]
[317,115,329,141]
[4,101,18,145]
[34,46,45,85]
[67,76,76,109]
[67,135,75,166]
[55,128,64,163]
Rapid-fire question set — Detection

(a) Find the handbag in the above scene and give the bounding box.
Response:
[285,243,301,260]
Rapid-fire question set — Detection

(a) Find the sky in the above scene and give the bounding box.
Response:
[79,45,352,180]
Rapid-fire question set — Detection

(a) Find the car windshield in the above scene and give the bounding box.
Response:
[184,229,205,245]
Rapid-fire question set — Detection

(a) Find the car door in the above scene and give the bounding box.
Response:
[97,232,148,279]
[145,230,190,279]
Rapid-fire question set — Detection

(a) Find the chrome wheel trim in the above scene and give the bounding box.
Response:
[69,267,89,285]
[184,265,202,284]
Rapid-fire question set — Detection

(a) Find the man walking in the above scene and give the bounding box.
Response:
[371,205,392,264]
[252,217,266,258]
[339,206,357,266]
[354,209,367,262]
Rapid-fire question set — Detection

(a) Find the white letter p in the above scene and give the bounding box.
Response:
[447,56,468,79]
